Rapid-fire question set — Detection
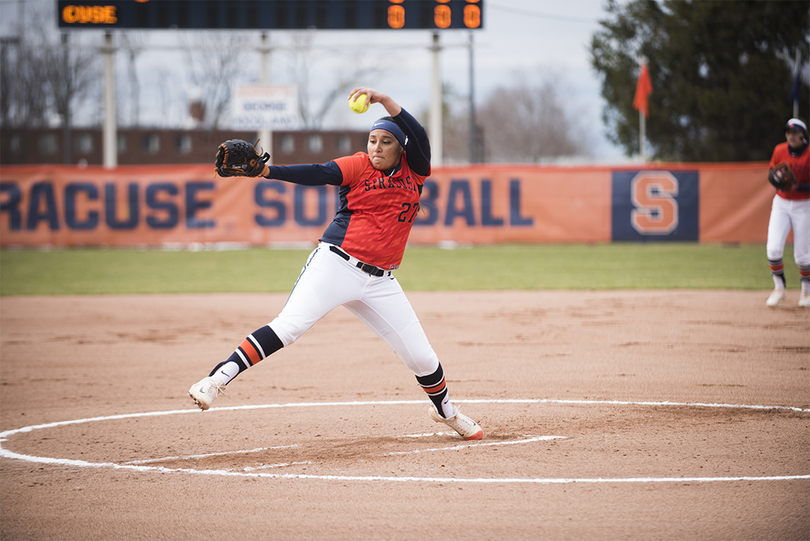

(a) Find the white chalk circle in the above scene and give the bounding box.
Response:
[1,399,807,485]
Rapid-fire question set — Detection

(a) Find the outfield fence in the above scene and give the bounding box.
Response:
[0,162,782,248]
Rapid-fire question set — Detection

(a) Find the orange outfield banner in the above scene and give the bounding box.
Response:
[696,162,780,243]
[0,162,775,248]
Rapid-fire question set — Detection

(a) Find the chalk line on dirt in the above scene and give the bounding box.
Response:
[1,399,808,485]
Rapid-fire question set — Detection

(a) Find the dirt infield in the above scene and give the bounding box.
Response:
[1,290,808,541]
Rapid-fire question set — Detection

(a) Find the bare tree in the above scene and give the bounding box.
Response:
[183,32,251,129]
[118,32,145,127]
[431,82,469,164]
[439,71,584,164]
[49,34,99,130]
[0,38,51,128]
[284,32,380,130]
[0,1,97,130]
[476,73,579,163]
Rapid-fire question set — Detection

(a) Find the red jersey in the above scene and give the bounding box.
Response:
[329,152,429,269]
[769,142,810,200]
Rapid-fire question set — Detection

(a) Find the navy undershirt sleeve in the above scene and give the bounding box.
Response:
[393,108,431,176]
[263,162,343,186]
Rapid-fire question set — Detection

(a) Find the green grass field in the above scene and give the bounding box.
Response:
[0,243,792,296]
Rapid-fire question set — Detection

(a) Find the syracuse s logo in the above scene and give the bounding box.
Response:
[630,171,679,235]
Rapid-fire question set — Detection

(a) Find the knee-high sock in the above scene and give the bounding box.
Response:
[209,325,283,385]
[769,258,786,289]
[799,264,810,293]
[416,363,454,418]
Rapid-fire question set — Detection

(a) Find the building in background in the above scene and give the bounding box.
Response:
[0,128,369,166]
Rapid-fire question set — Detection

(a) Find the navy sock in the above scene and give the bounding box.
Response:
[416,364,452,418]
[209,325,283,381]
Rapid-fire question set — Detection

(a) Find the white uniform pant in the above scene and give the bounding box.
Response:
[766,195,810,269]
[269,243,440,377]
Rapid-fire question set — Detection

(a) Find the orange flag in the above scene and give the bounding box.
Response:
[633,62,653,118]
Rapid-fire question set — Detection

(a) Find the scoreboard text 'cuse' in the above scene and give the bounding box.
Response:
[62,5,117,25]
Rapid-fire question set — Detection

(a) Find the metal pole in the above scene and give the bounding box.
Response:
[468,32,476,164]
[793,50,801,118]
[638,56,647,162]
[258,32,273,165]
[639,109,646,161]
[62,32,72,165]
[103,32,117,168]
[430,32,443,167]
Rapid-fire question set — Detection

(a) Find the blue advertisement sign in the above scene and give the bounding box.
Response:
[611,170,699,242]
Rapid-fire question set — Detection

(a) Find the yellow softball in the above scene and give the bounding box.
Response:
[349,93,370,114]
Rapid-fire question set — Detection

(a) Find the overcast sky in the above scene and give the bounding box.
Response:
[1,0,626,161]
[318,0,622,159]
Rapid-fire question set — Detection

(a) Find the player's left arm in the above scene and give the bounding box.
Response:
[262,163,343,186]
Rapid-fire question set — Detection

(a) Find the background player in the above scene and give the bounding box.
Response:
[765,118,810,308]
[188,87,483,440]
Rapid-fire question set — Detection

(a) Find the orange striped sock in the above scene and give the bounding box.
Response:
[209,325,283,384]
[800,265,810,291]
[768,259,786,288]
[416,364,452,418]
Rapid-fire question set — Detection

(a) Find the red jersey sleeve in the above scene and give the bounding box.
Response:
[333,153,370,186]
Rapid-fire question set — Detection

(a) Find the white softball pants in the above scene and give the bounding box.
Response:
[268,243,440,378]
[766,195,810,268]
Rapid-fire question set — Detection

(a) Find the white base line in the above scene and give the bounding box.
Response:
[1,399,808,485]
[122,444,299,465]
[384,435,565,456]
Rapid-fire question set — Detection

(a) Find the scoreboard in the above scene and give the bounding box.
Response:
[58,0,484,30]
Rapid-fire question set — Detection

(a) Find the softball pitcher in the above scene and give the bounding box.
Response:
[188,88,483,440]
[765,118,810,308]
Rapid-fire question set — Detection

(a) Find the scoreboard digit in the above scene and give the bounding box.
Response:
[58,0,484,30]
[388,0,405,29]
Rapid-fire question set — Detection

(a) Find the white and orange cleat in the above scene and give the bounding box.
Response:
[188,376,225,411]
[429,405,483,440]
[766,288,786,307]
[799,291,810,308]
